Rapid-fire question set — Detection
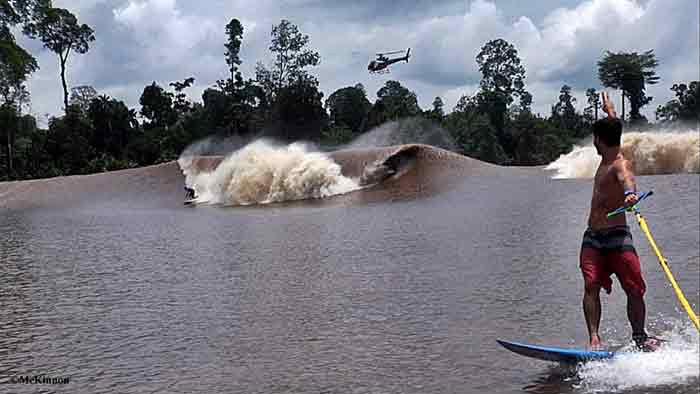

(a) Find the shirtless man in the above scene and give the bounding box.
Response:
[580,92,660,351]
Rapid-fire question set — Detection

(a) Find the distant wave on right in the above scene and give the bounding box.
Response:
[545,129,700,179]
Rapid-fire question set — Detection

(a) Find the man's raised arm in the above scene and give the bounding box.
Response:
[601,91,617,119]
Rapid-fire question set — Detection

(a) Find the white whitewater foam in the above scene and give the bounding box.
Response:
[546,131,700,179]
[575,321,699,393]
[178,139,360,205]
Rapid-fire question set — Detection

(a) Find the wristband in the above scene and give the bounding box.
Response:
[624,190,637,197]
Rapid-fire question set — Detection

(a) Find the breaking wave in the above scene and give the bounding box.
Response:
[545,131,700,179]
[177,139,360,205]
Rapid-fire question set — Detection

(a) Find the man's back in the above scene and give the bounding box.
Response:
[589,155,630,230]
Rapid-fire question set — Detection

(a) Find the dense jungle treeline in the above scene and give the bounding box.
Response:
[1,1,698,180]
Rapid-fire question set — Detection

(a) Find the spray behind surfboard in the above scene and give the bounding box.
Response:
[575,320,699,392]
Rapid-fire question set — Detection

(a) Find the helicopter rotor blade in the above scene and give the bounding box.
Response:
[376,50,406,55]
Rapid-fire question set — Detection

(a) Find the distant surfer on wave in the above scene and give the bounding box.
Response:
[580,92,661,352]
[184,186,196,200]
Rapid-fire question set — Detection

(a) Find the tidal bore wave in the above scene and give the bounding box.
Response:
[4,130,697,210]
[175,138,518,206]
[546,131,700,179]
[178,140,360,206]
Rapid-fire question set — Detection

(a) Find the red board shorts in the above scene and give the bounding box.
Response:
[580,225,646,297]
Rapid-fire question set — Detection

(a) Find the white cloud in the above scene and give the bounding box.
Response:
[113,0,219,65]
[356,0,697,118]
[18,0,700,124]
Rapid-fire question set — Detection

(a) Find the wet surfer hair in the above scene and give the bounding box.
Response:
[593,117,623,147]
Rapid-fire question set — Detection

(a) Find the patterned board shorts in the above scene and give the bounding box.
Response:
[580,225,646,296]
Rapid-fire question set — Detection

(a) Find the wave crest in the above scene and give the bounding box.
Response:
[178,140,360,205]
[546,131,700,179]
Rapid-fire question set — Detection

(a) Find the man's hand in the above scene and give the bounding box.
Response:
[601,91,617,119]
[624,192,639,208]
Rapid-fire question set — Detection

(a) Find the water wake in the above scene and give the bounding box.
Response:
[575,321,699,393]
[546,131,700,179]
[178,139,360,205]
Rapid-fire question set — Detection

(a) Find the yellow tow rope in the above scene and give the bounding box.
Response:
[608,191,700,331]
[634,210,700,331]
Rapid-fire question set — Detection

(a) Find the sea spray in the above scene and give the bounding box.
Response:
[575,320,699,393]
[350,117,456,151]
[178,139,360,205]
[546,131,700,179]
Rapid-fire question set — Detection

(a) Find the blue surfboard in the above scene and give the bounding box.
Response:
[497,339,615,363]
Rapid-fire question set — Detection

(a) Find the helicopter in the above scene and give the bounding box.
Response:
[368,48,411,74]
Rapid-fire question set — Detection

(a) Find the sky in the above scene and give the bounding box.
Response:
[15,0,700,126]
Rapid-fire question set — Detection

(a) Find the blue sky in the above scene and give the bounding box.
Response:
[17,0,700,124]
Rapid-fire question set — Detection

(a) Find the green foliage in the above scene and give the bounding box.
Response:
[2,0,51,27]
[86,153,134,173]
[202,87,232,132]
[598,50,659,121]
[515,91,533,116]
[271,76,327,141]
[320,123,354,147]
[69,85,97,113]
[0,25,38,85]
[4,126,52,180]
[215,18,266,136]
[365,80,420,130]
[1,0,50,83]
[553,85,576,117]
[134,79,214,163]
[0,21,36,162]
[3,15,688,181]
[511,113,573,165]
[1,0,23,25]
[139,82,177,129]
[449,111,507,164]
[224,18,243,79]
[427,96,444,122]
[476,38,527,105]
[255,19,320,102]
[443,82,585,166]
[247,19,326,141]
[169,77,195,114]
[0,1,41,174]
[0,69,29,108]
[213,77,266,136]
[444,101,505,164]
[474,38,530,157]
[87,94,137,158]
[656,81,699,123]
[325,84,371,133]
[43,105,95,174]
[27,7,94,54]
[551,85,581,133]
[585,88,600,121]
[26,6,94,109]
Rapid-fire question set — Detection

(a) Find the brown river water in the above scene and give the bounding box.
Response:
[1,141,698,394]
